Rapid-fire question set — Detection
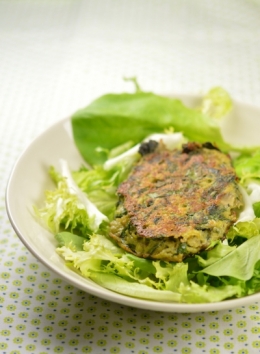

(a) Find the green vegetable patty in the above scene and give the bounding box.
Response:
[109,141,244,262]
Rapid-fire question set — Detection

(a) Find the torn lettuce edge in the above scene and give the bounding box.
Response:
[54,232,260,303]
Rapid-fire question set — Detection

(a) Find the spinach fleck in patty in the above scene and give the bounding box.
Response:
[109,141,244,262]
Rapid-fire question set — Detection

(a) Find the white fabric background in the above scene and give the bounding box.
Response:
[1,1,260,353]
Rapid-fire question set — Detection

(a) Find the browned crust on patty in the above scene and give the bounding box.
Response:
[109,142,244,261]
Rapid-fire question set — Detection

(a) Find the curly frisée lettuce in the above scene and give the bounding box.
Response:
[35,86,260,303]
[34,159,109,236]
[55,231,260,302]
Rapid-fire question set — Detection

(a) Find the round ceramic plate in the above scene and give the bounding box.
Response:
[5,94,260,313]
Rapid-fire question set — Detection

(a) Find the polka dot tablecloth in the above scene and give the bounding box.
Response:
[1,1,260,353]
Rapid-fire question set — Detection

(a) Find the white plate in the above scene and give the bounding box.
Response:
[5,94,260,313]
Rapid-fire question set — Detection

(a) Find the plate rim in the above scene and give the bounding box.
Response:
[5,94,260,312]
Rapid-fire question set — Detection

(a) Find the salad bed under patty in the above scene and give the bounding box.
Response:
[110,141,244,262]
[35,85,260,303]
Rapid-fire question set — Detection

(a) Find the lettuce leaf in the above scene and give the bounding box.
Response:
[233,149,260,184]
[54,231,260,303]
[34,176,94,236]
[198,86,232,120]
[89,272,182,302]
[72,89,240,166]
[179,282,242,303]
[35,160,109,235]
[103,132,185,171]
[227,219,260,241]
[72,166,119,221]
[55,231,85,251]
[196,241,236,268]
[201,235,260,280]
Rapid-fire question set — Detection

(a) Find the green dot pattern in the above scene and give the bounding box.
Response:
[1,208,260,353]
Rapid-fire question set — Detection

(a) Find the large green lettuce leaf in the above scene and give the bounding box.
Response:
[71,90,238,166]
[201,235,260,280]
[89,272,182,302]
